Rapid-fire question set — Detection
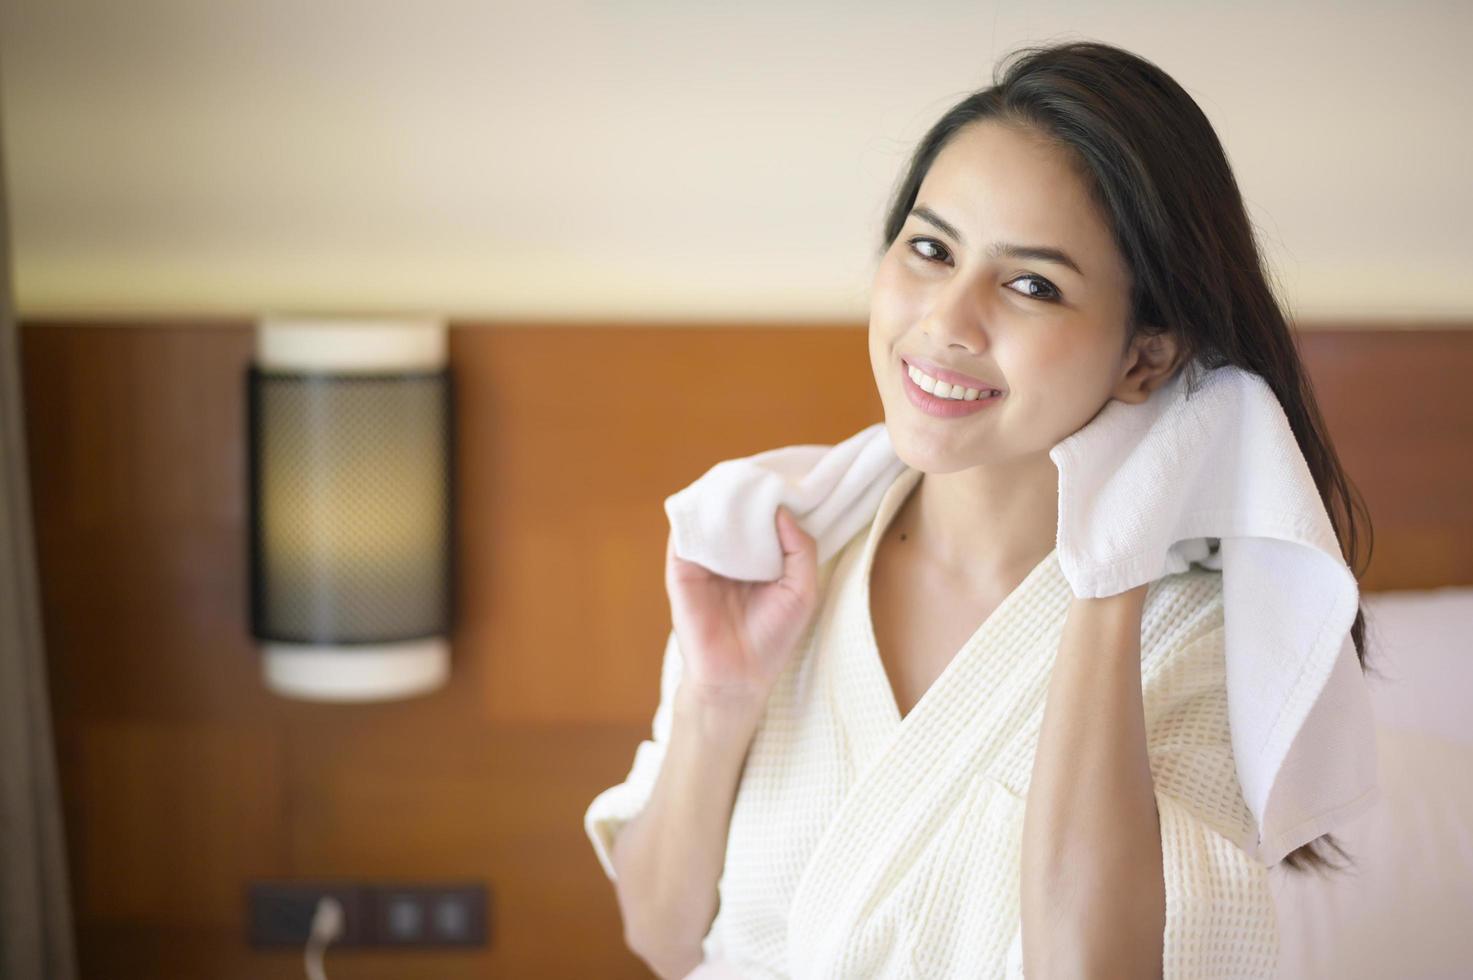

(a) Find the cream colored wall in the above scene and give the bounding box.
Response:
[1,0,1469,322]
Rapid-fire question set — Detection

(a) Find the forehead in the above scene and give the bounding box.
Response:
[914,120,1120,275]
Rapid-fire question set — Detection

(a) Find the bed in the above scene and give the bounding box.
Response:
[1271,582,1473,978]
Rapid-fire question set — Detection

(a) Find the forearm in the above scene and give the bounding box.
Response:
[612,682,765,977]
[1020,587,1164,978]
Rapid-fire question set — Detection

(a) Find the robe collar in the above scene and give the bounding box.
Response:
[836,463,1069,767]
[788,464,1075,975]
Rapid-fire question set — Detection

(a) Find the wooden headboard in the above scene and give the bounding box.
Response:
[18,318,1473,977]
[1292,328,1473,591]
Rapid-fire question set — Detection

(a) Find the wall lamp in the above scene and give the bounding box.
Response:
[247,317,455,702]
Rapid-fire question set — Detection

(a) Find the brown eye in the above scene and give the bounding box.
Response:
[905,236,1063,303]
[1005,274,1062,302]
[906,236,950,263]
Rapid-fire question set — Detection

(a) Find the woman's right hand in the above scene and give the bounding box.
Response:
[664,506,821,711]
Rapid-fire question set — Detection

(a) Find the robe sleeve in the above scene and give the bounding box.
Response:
[1148,615,1280,977]
[1004,615,1279,978]
[1001,791,1279,980]
[1146,619,1279,973]
[583,627,684,882]
[1153,788,1279,978]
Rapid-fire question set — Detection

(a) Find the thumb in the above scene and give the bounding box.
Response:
[774,506,816,591]
[775,506,812,549]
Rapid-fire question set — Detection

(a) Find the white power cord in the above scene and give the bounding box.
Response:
[305,895,344,980]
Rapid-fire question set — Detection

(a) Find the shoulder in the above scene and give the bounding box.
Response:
[811,525,863,603]
[1138,568,1259,852]
[1140,566,1227,714]
[1140,567,1224,668]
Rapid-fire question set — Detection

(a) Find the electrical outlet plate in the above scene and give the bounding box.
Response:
[376,884,486,946]
[247,880,489,948]
[247,882,372,947]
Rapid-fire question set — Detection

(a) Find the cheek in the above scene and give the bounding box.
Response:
[1014,329,1105,384]
[868,267,910,360]
[870,257,922,318]
[867,328,898,396]
[1017,337,1119,434]
[1001,332,1096,397]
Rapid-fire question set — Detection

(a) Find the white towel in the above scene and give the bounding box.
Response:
[663,361,1380,867]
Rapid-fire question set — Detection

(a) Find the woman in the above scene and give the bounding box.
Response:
[586,39,1371,978]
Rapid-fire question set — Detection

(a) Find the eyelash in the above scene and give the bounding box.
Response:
[905,236,1062,302]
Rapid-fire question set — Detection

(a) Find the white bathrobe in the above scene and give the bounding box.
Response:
[586,465,1279,979]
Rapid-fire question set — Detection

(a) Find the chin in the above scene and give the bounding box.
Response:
[884,424,982,475]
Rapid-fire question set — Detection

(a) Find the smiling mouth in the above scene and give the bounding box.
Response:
[901,357,1004,399]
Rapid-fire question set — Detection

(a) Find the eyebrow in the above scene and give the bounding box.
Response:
[910,204,1084,277]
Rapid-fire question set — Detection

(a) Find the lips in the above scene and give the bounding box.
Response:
[902,354,1005,393]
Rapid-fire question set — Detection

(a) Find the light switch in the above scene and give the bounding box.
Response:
[432,894,471,940]
[384,893,425,941]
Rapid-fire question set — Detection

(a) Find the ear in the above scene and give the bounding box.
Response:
[1114,329,1185,404]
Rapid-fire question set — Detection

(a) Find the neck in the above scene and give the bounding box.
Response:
[889,456,1060,591]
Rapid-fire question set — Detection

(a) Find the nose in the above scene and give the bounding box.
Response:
[920,274,992,352]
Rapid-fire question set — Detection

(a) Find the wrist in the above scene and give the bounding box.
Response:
[1069,583,1148,617]
[1063,588,1147,664]
[674,679,769,735]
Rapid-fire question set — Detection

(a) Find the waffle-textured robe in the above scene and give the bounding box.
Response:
[586,465,1279,978]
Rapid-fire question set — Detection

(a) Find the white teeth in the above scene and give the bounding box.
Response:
[908,364,1000,401]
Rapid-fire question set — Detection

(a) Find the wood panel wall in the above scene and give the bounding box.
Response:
[18,320,1473,978]
[20,319,880,978]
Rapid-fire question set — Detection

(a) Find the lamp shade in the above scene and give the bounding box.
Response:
[247,317,454,702]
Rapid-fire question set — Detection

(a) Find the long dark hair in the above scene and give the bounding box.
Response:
[879,40,1375,875]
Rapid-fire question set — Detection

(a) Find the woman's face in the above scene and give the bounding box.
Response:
[869,119,1148,473]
